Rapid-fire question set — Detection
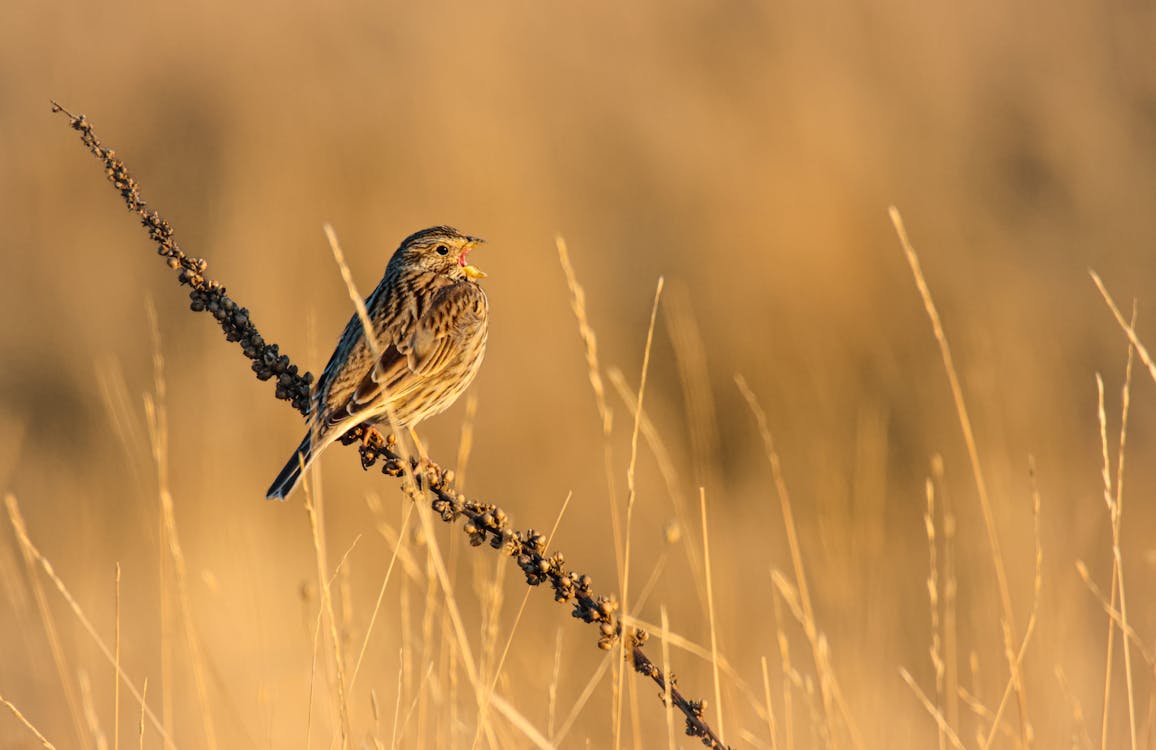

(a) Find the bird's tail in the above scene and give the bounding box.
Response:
[266,433,313,501]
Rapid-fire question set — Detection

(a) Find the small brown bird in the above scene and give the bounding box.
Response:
[266,226,489,500]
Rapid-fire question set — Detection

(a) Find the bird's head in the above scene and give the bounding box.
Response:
[393,226,486,282]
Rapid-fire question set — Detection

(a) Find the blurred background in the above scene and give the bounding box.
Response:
[3,0,1156,747]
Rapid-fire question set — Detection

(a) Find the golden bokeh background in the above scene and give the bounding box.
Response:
[3,0,1156,747]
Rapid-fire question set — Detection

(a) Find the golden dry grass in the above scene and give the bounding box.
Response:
[4,1,1156,748]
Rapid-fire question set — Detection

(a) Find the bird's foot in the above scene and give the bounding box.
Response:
[340,424,393,470]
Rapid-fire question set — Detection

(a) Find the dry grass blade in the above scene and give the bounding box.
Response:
[405,488,501,749]
[771,586,794,750]
[1090,273,1156,386]
[889,206,1029,742]
[700,489,727,742]
[924,477,948,750]
[1094,374,1139,750]
[606,367,706,607]
[114,563,122,750]
[616,276,664,750]
[455,393,479,490]
[474,492,573,747]
[487,694,556,750]
[1075,562,1154,665]
[5,494,176,749]
[144,304,219,750]
[625,276,664,510]
[325,223,384,363]
[1,693,57,749]
[302,481,353,747]
[738,376,863,749]
[932,456,961,733]
[662,282,721,496]
[389,650,403,750]
[761,656,779,750]
[899,670,968,750]
[547,628,563,738]
[555,235,613,435]
[1100,302,1139,750]
[78,670,106,748]
[305,532,362,748]
[660,607,677,750]
[1055,667,1095,750]
[552,651,615,745]
[351,504,415,691]
[768,571,862,749]
[138,680,148,750]
[7,488,88,749]
[980,461,1042,749]
[555,235,624,582]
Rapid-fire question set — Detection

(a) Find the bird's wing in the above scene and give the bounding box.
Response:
[333,282,486,427]
[406,282,488,376]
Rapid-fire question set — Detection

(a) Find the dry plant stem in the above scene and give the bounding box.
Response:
[618,613,763,720]
[144,305,219,750]
[325,224,384,362]
[10,495,89,749]
[390,650,403,750]
[5,495,176,749]
[1100,305,1138,750]
[760,656,778,750]
[554,238,623,568]
[78,670,105,748]
[661,607,677,750]
[899,670,968,750]
[556,235,630,739]
[485,695,553,749]
[553,651,615,744]
[304,535,362,749]
[1,693,57,749]
[980,461,1042,750]
[54,103,728,750]
[616,276,664,750]
[49,101,313,413]
[924,478,947,750]
[144,305,175,744]
[607,367,707,606]
[889,206,1030,743]
[138,680,148,750]
[736,375,863,750]
[1074,562,1154,665]
[302,482,352,748]
[472,492,573,750]
[547,628,563,737]
[771,587,794,750]
[663,284,722,502]
[700,489,726,741]
[350,504,415,691]
[1054,667,1096,750]
[404,478,501,750]
[114,563,122,750]
[1095,374,1138,750]
[1091,273,1156,386]
[933,457,960,732]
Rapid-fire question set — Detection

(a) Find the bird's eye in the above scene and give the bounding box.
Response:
[435,245,449,256]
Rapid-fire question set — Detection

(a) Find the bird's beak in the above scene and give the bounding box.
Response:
[460,238,487,279]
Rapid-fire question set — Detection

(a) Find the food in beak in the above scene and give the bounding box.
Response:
[460,242,487,279]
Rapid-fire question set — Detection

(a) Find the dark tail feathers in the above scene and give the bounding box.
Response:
[266,434,312,501]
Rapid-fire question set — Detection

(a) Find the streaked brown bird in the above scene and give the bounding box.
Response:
[266,226,489,500]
